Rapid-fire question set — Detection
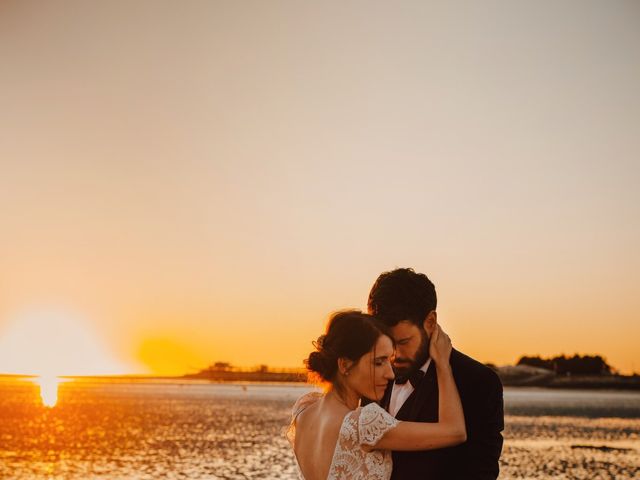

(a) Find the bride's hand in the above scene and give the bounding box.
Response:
[428,324,452,366]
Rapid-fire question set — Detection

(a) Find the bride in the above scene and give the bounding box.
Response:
[287,310,466,480]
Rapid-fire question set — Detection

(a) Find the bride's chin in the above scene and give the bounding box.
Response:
[371,388,386,401]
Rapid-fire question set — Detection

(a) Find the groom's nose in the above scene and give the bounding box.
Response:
[394,346,414,364]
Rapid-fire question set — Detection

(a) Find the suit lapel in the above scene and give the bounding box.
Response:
[395,361,438,421]
[392,349,465,421]
[409,360,437,420]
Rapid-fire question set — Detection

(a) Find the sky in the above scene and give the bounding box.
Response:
[0,1,638,376]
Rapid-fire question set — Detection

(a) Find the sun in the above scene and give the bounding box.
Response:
[0,308,132,377]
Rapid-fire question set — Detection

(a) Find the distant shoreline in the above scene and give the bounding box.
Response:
[493,365,640,390]
[2,370,639,390]
[542,375,640,391]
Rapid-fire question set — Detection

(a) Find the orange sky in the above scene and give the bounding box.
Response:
[1,1,639,375]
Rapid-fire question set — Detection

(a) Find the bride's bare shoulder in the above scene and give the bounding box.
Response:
[292,391,323,419]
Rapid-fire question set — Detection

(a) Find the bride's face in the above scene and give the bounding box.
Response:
[346,335,395,401]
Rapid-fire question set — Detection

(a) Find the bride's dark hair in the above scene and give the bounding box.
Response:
[305,310,391,383]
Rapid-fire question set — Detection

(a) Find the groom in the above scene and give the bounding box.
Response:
[368,268,504,480]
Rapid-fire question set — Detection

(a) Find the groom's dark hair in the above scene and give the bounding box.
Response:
[367,268,437,327]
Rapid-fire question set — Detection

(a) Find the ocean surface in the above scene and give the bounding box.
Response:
[0,378,638,479]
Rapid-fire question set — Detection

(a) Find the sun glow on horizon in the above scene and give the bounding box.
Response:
[0,308,133,377]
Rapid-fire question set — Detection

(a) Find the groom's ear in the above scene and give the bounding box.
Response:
[422,310,437,336]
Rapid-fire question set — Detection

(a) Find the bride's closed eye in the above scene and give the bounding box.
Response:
[374,357,390,367]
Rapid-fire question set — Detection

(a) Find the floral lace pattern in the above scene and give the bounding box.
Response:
[288,393,399,480]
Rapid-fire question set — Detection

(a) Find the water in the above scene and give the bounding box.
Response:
[0,379,638,479]
[504,387,640,418]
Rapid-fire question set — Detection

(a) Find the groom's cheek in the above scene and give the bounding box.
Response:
[392,356,412,367]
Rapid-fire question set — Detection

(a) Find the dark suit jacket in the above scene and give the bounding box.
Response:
[380,349,504,480]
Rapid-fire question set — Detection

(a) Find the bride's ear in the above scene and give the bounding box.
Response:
[337,357,354,377]
[423,310,437,336]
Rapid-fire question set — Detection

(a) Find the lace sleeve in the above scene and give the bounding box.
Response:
[357,403,399,447]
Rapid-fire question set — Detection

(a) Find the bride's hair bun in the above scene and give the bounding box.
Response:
[304,310,390,384]
[306,335,338,381]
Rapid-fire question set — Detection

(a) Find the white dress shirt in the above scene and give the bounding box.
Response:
[389,358,432,417]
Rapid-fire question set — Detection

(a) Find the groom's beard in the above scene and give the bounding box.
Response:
[392,330,430,383]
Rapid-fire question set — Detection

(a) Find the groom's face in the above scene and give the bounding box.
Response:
[389,320,430,379]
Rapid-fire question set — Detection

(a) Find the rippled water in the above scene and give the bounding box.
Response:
[0,379,638,479]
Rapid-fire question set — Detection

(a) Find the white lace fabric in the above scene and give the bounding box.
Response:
[287,392,399,480]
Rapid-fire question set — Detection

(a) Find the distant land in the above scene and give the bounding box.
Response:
[183,362,306,383]
[495,353,640,389]
[181,357,640,390]
[495,365,640,390]
[2,355,638,390]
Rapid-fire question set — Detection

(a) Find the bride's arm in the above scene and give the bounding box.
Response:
[373,326,466,451]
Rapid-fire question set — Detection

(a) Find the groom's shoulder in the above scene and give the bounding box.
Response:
[451,349,502,388]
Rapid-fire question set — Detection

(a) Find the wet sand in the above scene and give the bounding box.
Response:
[0,380,638,479]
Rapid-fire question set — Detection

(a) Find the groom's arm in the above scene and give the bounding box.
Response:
[464,371,504,480]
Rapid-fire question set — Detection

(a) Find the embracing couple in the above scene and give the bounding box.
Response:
[288,268,504,479]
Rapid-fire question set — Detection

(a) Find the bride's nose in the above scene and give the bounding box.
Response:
[384,361,395,381]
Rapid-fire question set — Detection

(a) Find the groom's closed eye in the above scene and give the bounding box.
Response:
[396,337,412,345]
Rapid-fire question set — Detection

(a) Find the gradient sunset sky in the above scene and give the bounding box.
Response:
[1,1,638,376]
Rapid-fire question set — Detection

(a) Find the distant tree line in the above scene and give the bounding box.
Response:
[517,354,612,375]
[202,361,303,374]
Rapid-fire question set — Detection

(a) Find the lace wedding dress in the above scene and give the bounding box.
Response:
[287,392,399,479]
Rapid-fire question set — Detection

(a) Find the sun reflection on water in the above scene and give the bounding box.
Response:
[36,376,61,407]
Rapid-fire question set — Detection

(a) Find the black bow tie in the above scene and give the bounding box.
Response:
[395,369,425,388]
